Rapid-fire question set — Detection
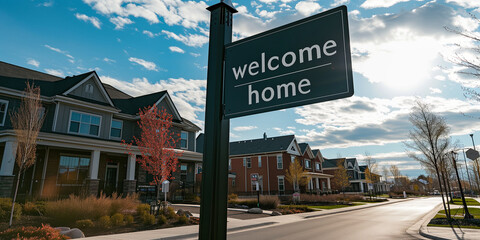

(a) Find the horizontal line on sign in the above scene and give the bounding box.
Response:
[234,62,332,88]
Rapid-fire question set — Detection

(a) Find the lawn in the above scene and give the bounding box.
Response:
[429,207,480,229]
[451,198,480,206]
[438,207,480,218]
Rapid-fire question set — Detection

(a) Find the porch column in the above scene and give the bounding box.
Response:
[315,178,320,190]
[360,182,364,192]
[86,150,100,196]
[123,154,137,195]
[327,177,331,190]
[0,141,17,197]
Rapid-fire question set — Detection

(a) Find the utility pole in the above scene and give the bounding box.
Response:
[199,1,237,239]
[451,151,473,219]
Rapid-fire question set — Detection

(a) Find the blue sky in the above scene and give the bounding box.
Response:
[2,0,480,179]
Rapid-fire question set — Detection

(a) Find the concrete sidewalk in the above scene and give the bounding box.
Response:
[84,198,411,240]
[418,198,480,240]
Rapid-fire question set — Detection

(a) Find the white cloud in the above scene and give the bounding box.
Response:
[258,0,278,4]
[41,1,53,7]
[161,30,208,47]
[99,75,206,126]
[446,0,480,8]
[44,44,75,61]
[361,0,412,9]
[128,57,158,71]
[103,57,116,63]
[169,46,185,54]
[110,16,133,29]
[295,1,321,16]
[233,126,258,131]
[332,0,349,7]
[27,59,39,67]
[143,30,158,38]
[273,127,295,135]
[190,52,200,57]
[75,13,101,29]
[44,69,65,77]
[429,87,442,94]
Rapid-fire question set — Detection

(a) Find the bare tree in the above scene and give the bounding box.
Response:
[285,157,310,193]
[9,82,45,226]
[363,152,378,184]
[404,100,451,220]
[382,165,389,183]
[390,165,401,188]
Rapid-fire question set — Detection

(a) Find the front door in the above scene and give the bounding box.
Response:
[105,163,118,196]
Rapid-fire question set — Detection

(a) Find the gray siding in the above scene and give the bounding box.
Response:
[68,77,110,104]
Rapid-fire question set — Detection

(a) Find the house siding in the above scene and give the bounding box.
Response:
[67,77,110,104]
[55,103,112,138]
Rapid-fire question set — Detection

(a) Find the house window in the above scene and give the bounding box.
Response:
[229,159,231,170]
[0,100,8,126]
[258,157,262,168]
[57,155,90,185]
[85,84,94,94]
[68,111,101,137]
[316,163,321,171]
[110,119,122,139]
[246,157,252,168]
[305,160,311,169]
[181,131,188,149]
[278,176,285,193]
[291,156,295,163]
[197,164,202,174]
[232,179,236,187]
[277,155,283,169]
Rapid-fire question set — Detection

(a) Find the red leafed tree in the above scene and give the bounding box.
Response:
[123,105,182,200]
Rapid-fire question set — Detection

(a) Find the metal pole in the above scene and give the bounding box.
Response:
[199,1,237,239]
[470,134,480,193]
[451,152,473,219]
[462,149,474,195]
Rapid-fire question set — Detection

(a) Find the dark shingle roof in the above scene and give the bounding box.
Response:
[230,135,295,156]
[359,165,367,172]
[312,149,320,157]
[322,158,341,168]
[112,91,167,115]
[0,61,62,81]
[103,83,132,99]
[298,143,308,154]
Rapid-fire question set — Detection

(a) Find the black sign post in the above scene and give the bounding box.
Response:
[199,1,237,239]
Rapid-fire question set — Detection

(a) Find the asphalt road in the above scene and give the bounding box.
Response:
[227,197,442,240]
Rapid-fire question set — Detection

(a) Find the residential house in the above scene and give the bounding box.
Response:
[323,157,365,192]
[224,134,332,195]
[359,165,389,193]
[0,61,202,199]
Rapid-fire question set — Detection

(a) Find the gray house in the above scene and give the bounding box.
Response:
[0,61,202,199]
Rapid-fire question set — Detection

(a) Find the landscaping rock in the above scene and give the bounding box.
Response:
[271,211,282,216]
[177,209,193,218]
[247,208,263,214]
[57,228,85,238]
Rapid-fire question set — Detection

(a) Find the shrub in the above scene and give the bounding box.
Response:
[165,207,177,219]
[177,215,189,225]
[0,224,68,240]
[45,193,138,225]
[228,198,258,208]
[0,198,22,221]
[125,214,134,224]
[76,219,95,229]
[137,204,150,216]
[157,214,167,225]
[142,213,156,225]
[260,195,280,209]
[23,202,39,216]
[228,193,238,200]
[111,213,125,226]
[98,215,111,228]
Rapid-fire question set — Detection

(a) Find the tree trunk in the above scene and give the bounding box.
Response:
[434,166,450,220]
[9,167,22,227]
[441,170,452,221]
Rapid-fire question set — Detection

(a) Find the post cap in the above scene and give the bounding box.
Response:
[207,0,238,13]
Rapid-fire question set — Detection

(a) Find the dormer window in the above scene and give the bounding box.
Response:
[85,84,94,94]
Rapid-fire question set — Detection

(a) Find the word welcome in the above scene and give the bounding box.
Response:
[232,40,337,81]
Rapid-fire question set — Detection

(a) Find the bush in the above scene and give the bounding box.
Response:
[76,219,95,228]
[165,207,177,219]
[228,198,258,208]
[98,215,111,228]
[45,193,139,225]
[0,224,68,240]
[157,214,167,225]
[228,193,238,200]
[0,198,22,221]
[142,213,156,225]
[177,215,189,225]
[111,213,125,226]
[137,203,150,216]
[125,214,134,224]
[260,195,280,209]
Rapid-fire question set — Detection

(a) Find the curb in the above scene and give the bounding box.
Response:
[406,201,443,240]
[303,198,413,219]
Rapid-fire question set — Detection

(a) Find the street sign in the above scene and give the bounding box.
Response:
[466,148,479,160]
[224,5,353,119]
[162,180,170,193]
[368,183,373,191]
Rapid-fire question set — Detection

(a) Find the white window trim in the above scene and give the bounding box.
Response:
[305,159,311,169]
[0,100,9,126]
[277,155,283,169]
[181,131,189,149]
[67,110,102,137]
[109,118,123,139]
[258,157,262,168]
[278,175,285,192]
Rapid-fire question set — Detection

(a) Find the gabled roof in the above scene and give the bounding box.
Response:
[112,91,167,115]
[103,83,132,99]
[62,71,115,107]
[322,158,343,169]
[230,135,295,156]
[0,61,61,81]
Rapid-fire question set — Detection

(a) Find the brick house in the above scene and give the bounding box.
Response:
[0,61,202,199]
[323,157,365,192]
[226,134,332,195]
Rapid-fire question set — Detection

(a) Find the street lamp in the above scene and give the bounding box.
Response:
[451,151,473,219]
[470,134,476,151]
[462,148,474,196]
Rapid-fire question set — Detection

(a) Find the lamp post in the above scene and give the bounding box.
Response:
[462,148,474,196]
[451,151,473,219]
[470,133,480,193]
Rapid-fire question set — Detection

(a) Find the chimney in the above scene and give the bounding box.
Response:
[263,132,267,140]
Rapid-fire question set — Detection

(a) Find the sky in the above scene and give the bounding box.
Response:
[2,0,480,179]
